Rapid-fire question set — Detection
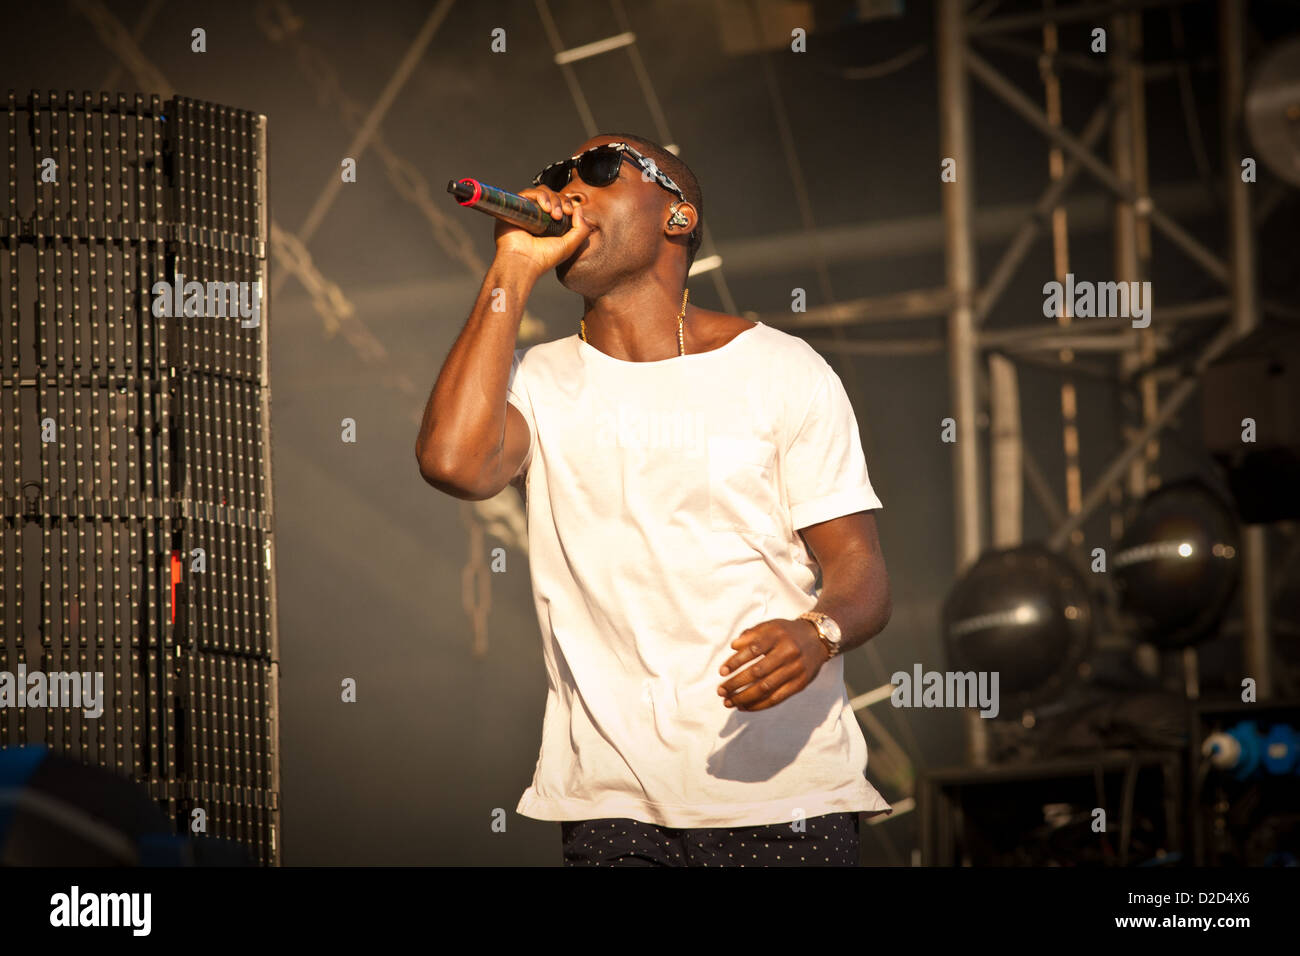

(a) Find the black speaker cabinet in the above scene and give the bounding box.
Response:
[1203,325,1300,524]
[0,91,281,864]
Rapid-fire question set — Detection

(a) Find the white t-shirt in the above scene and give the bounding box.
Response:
[505,320,892,828]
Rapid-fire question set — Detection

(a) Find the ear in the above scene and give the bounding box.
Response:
[665,200,698,235]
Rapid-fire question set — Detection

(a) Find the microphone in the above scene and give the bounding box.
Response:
[447,178,574,237]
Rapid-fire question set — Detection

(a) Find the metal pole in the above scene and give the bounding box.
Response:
[800,338,946,357]
[966,49,1230,284]
[1048,322,1240,550]
[767,286,953,329]
[975,100,1111,324]
[1043,5,1085,552]
[989,353,1022,547]
[1220,0,1271,697]
[1111,11,1150,525]
[937,0,987,765]
[938,0,984,574]
[969,0,1193,36]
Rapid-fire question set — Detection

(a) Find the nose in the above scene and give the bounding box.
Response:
[562,182,590,207]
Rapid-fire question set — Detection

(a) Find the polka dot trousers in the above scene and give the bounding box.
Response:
[560,812,860,866]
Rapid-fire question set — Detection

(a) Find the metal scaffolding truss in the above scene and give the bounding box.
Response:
[921,0,1280,761]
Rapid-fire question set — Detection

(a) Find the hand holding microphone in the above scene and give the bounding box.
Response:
[448,178,593,277]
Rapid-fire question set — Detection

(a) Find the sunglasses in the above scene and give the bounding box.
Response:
[531,142,686,203]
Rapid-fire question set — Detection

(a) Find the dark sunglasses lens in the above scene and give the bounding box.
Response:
[577,148,623,186]
[539,164,572,191]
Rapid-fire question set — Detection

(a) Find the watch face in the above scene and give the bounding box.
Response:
[823,616,842,643]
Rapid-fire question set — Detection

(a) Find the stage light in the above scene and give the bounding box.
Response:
[942,543,1095,717]
[1113,478,1241,649]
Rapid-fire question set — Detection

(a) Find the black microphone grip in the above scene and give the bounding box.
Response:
[447,178,572,237]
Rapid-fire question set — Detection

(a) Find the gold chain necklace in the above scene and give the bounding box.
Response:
[580,288,690,357]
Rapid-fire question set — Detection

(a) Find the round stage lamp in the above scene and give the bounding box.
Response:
[942,543,1095,717]
[1113,478,1241,649]
[1246,36,1300,188]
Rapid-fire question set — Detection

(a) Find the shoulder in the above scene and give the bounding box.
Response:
[756,322,830,370]
[706,310,830,378]
[515,335,572,359]
[702,308,811,353]
[513,334,574,373]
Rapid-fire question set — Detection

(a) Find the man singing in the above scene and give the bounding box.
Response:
[417,134,893,866]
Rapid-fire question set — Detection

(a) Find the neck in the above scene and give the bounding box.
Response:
[581,282,689,362]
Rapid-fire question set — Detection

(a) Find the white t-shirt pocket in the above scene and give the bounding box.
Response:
[706,435,780,537]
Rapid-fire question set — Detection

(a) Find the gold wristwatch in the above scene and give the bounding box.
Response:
[798,611,843,658]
